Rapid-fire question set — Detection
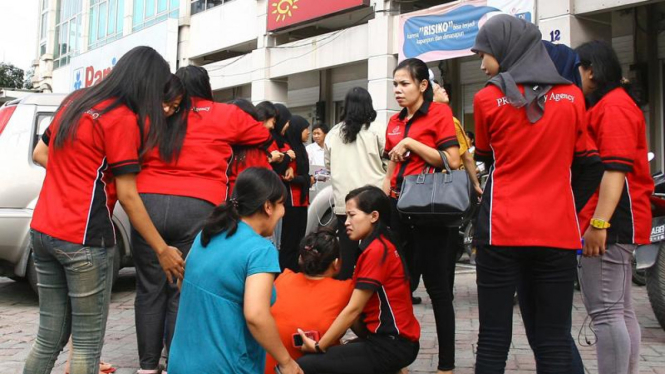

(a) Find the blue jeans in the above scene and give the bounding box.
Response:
[23,230,114,374]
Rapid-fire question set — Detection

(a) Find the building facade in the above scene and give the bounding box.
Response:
[32,0,665,171]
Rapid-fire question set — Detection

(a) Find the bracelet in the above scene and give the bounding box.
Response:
[315,342,325,353]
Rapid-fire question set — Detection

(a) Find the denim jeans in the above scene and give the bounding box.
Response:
[475,245,576,374]
[24,230,114,374]
[579,243,641,374]
[131,193,214,370]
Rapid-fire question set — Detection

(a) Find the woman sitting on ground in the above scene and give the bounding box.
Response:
[296,185,420,374]
[264,229,354,374]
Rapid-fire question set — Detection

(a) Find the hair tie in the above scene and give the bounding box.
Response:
[304,245,318,253]
[229,198,239,209]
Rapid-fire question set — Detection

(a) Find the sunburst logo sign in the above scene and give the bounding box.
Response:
[271,0,299,22]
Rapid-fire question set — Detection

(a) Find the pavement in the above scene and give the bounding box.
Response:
[2,260,665,374]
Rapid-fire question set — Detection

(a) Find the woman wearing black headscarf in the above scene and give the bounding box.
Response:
[470,15,601,373]
[279,115,311,272]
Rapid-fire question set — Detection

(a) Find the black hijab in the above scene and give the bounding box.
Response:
[272,103,291,148]
[285,115,310,177]
[471,15,570,123]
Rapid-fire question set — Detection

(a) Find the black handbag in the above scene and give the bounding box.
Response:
[396,151,476,227]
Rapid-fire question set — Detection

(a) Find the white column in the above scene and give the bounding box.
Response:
[79,0,92,54]
[123,0,133,36]
[537,0,610,48]
[250,0,287,104]
[367,0,399,128]
[177,0,192,67]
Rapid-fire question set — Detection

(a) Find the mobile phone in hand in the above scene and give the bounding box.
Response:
[292,330,320,348]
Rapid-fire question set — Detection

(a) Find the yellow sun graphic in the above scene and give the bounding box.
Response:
[271,0,299,22]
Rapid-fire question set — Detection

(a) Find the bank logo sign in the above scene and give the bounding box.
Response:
[267,0,369,31]
[72,57,118,91]
[399,0,534,62]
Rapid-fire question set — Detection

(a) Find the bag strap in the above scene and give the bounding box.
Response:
[422,150,453,175]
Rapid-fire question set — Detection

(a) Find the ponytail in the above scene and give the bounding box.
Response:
[201,201,240,246]
[199,168,286,247]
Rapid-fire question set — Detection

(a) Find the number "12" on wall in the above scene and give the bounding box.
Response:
[550,30,561,42]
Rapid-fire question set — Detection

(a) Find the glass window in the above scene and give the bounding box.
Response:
[133,0,179,30]
[191,0,229,15]
[54,0,83,67]
[98,2,107,39]
[89,0,123,50]
[145,0,155,18]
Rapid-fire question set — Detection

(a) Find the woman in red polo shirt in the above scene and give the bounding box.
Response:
[24,46,184,374]
[471,15,601,373]
[228,99,284,194]
[279,115,311,272]
[132,66,271,373]
[576,40,653,374]
[383,57,460,373]
[297,186,420,374]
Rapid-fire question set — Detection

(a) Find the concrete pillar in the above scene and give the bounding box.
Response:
[123,0,133,36]
[537,0,610,48]
[37,0,58,91]
[80,0,92,54]
[367,0,399,128]
[177,0,191,68]
[250,0,287,104]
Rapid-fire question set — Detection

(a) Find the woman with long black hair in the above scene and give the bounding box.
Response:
[576,40,653,374]
[279,115,311,272]
[384,57,460,374]
[325,87,385,279]
[132,66,271,373]
[25,46,183,374]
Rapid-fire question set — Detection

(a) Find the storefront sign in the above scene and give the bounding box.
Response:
[399,0,534,62]
[52,18,179,93]
[267,0,369,32]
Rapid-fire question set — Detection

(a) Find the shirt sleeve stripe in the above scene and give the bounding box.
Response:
[110,164,141,176]
[601,156,634,163]
[355,282,381,291]
[109,159,139,168]
[436,135,458,146]
[437,139,460,151]
[603,162,633,172]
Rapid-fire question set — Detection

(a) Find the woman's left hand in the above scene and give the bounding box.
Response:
[297,329,318,353]
[389,138,412,162]
[286,150,296,159]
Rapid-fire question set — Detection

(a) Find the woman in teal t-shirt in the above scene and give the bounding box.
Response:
[168,168,303,374]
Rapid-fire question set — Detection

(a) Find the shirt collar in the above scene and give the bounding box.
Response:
[398,100,432,121]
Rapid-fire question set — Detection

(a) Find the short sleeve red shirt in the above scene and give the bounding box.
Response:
[473,84,593,249]
[384,101,459,192]
[137,98,271,205]
[353,236,420,342]
[32,100,141,247]
[578,88,653,244]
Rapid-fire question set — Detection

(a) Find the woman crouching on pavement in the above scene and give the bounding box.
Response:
[168,168,302,374]
[296,185,420,374]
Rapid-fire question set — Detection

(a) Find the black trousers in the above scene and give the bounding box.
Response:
[475,245,577,374]
[131,193,214,369]
[335,214,360,280]
[279,206,308,272]
[517,267,585,374]
[297,334,419,374]
[389,198,456,371]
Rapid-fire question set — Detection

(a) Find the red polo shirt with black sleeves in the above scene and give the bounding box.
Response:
[137,97,271,206]
[473,84,599,250]
[31,100,141,247]
[228,140,285,195]
[384,101,459,193]
[578,88,653,244]
[353,235,420,342]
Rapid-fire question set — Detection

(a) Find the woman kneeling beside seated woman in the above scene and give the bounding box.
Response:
[265,230,354,374]
[296,185,420,374]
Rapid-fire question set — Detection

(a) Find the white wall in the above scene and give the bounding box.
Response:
[188,0,257,59]
[575,0,651,15]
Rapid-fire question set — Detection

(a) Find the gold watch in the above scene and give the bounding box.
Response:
[590,218,611,230]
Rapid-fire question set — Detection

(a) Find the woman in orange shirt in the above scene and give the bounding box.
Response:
[265,230,354,374]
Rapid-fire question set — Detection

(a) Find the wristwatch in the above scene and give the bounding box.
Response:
[315,342,325,353]
[590,218,611,229]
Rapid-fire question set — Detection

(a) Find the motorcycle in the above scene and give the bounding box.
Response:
[635,168,665,330]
